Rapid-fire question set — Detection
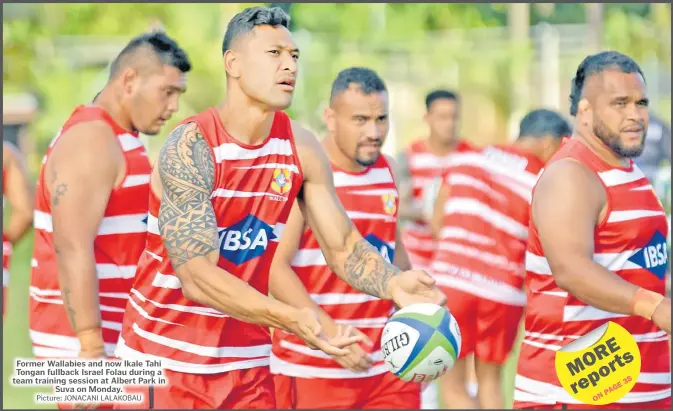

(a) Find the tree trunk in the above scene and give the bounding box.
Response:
[586,4,604,54]
[508,4,531,140]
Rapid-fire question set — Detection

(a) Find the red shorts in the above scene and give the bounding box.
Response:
[3,241,10,319]
[443,286,523,364]
[114,366,275,409]
[274,372,421,409]
[514,397,671,409]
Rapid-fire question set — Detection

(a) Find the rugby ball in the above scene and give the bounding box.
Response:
[381,303,461,383]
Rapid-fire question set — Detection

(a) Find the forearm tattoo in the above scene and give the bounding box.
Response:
[158,123,219,269]
[344,239,400,298]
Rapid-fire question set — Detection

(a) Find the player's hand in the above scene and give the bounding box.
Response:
[387,270,447,308]
[330,325,375,373]
[289,307,367,356]
[74,329,106,409]
[73,355,105,409]
[652,298,671,334]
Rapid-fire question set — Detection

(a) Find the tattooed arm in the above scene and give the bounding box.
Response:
[46,121,125,357]
[293,123,445,307]
[2,142,33,244]
[156,123,361,355]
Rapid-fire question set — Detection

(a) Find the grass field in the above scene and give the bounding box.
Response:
[3,230,521,409]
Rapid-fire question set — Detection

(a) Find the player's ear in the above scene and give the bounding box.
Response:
[224,50,240,79]
[578,99,592,125]
[324,106,336,134]
[120,67,139,96]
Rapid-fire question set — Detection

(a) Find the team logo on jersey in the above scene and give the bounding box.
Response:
[627,230,668,279]
[271,168,292,195]
[365,234,395,264]
[382,194,397,216]
[218,215,277,265]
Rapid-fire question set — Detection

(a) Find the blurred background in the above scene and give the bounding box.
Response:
[3,3,671,409]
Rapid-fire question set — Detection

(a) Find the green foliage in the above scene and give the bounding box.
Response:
[3,3,670,166]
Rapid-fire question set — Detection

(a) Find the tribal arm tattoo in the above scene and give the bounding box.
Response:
[157,123,219,269]
[343,238,401,299]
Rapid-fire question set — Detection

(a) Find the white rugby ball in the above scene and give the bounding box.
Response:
[381,303,461,383]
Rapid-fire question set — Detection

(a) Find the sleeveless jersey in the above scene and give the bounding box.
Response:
[116,108,304,374]
[431,145,542,306]
[515,139,671,406]
[30,105,151,358]
[401,139,473,270]
[3,167,11,310]
[270,155,398,379]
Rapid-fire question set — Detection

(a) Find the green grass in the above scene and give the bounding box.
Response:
[3,230,54,409]
[2,228,521,409]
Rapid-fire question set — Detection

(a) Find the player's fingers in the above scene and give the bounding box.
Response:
[352,328,374,347]
[312,321,322,336]
[432,288,447,305]
[416,270,436,286]
[329,334,363,349]
[316,340,351,357]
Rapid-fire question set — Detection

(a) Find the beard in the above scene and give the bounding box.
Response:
[594,117,646,158]
[355,153,379,167]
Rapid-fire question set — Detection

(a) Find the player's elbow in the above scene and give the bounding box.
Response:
[181,281,207,305]
[550,260,581,292]
[177,271,208,305]
[174,261,210,305]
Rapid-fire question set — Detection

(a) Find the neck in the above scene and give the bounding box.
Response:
[426,135,458,155]
[92,86,134,132]
[217,89,275,145]
[323,135,368,173]
[511,138,540,160]
[574,128,630,168]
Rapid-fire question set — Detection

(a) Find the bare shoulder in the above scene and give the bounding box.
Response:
[536,158,602,196]
[47,120,121,174]
[157,121,215,194]
[290,119,329,181]
[383,153,398,168]
[290,119,321,152]
[383,154,402,186]
[533,158,606,221]
[3,141,19,165]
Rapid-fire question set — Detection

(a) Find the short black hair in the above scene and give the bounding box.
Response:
[425,89,459,111]
[330,67,387,101]
[518,109,572,140]
[109,32,191,78]
[569,51,645,116]
[222,6,290,55]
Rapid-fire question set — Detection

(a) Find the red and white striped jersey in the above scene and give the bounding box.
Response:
[515,139,671,406]
[401,139,473,270]
[270,155,398,379]
[3,167,11,299]
[30,105,151,358]
[431,145,543,306]
[116,108,304,374]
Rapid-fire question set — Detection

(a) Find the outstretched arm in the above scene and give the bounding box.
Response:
[157,123,361,353]
[534,159,670,333]
[3,142,33,244]
[269,200,334,328]
[294,123,445,307]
